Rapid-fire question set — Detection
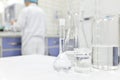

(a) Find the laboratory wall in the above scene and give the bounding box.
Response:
[96,0,120,16]
[64,0,95,17]
[38,0,65,35]
[38,0,95,35]
[64,0,120,17]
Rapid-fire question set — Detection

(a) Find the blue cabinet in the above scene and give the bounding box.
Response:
[47,37,59,57]
[1,37,21,57]
[2,37,21,49]
[48,38,59,46]
[1,36,60,57]
[46,37,75,57]
[3,50,21,57]
[48,48,59,57]
[1,37,74,57]
[1,36,59,57]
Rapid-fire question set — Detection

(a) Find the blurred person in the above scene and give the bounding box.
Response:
[11,0,46,55]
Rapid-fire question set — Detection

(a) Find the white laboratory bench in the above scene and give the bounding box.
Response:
[0,32,21,37]
[0,32,60,57]
[0,55,119,80]
[0,32,59,38]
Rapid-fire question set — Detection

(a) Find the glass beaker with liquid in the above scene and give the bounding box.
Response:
[73,12,93,73]
[92,15,120,70]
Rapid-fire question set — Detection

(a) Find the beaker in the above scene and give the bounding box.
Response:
[92,15,120,70]
[74,48,92,73]
[73,12,93,73]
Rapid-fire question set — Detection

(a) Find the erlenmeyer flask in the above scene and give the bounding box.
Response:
[92,15,120,70]
[73,12,92,73]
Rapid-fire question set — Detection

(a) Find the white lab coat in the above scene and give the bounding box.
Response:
[12,3,46,55]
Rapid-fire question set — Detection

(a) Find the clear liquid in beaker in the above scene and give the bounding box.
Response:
[92,46,119,70]
[74,48,92,73]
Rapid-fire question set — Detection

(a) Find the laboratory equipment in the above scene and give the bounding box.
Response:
[53,53,72,72]
[4,3,24,27]
[0,35,21,57]
[74,48,91,73]
[0,26,4,31]
[69,0,93,72]
[47,37,59,57]
[92,15,120,70]
[59,13,92,73]
[56,10,77,72]
[57,0,93,73]
[59,13,75,54]
[0,13,5,31]
[73,12,92,73]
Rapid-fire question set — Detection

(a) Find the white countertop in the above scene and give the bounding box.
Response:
[0,32,59,37]
[0,55,119,80]
[0,32,21,37]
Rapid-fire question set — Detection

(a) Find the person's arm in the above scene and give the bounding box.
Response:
[11,9,27,32]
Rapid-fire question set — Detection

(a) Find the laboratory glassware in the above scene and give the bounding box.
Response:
[53,13,75,72]
[73,11,92,73]
[92,15,120,70]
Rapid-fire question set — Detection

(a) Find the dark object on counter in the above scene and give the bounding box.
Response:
[84,17,90,21]
[113,47,119,66]
[0,26,4,31]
